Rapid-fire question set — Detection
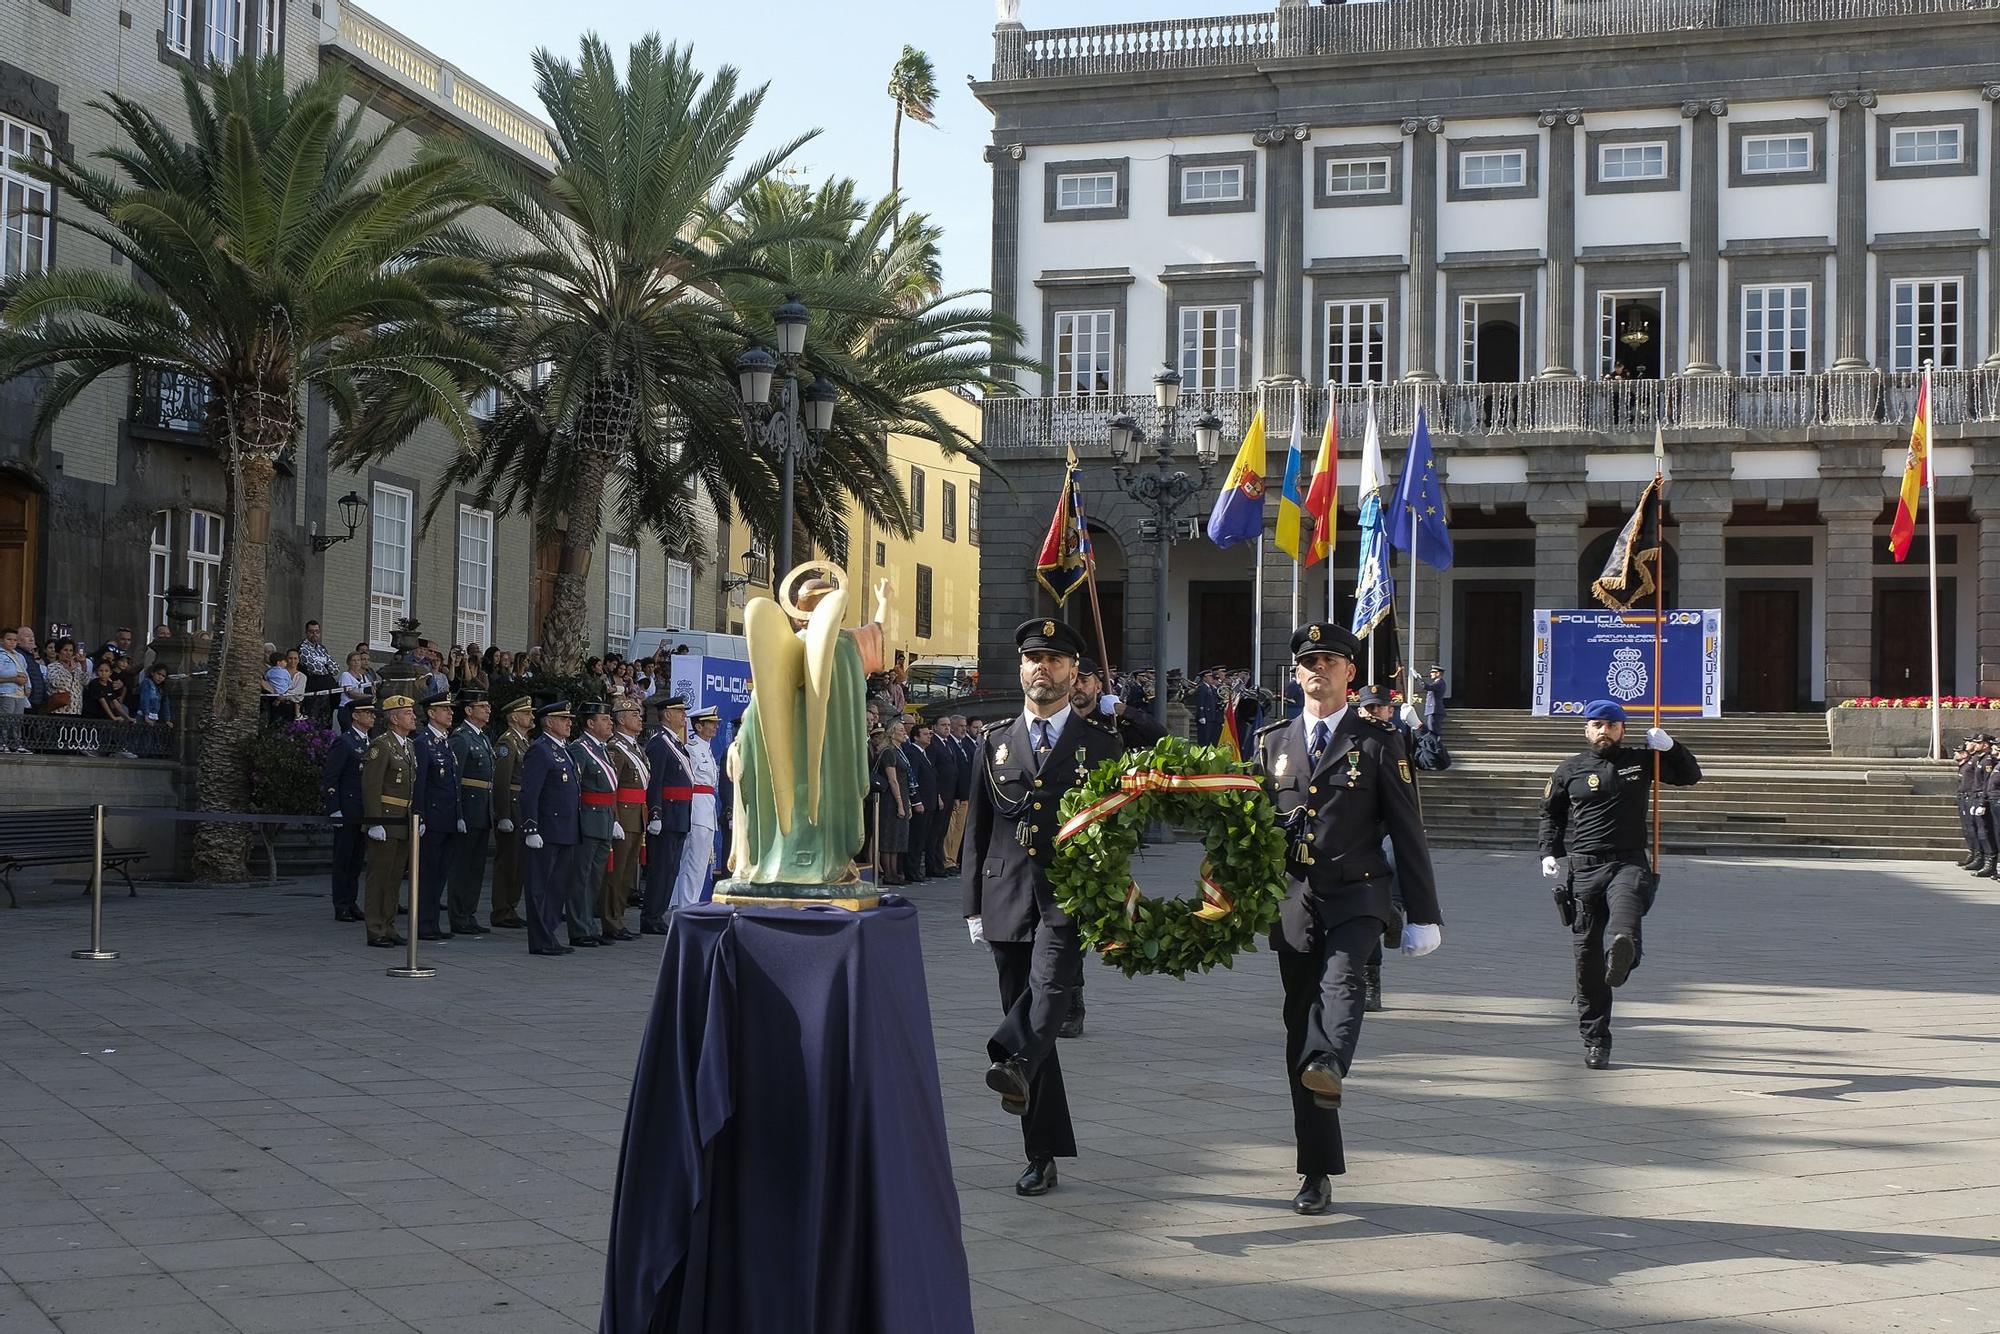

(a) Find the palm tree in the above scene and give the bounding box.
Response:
[371,35,823,674]
[885,46,939,204]
[0,58,503,878]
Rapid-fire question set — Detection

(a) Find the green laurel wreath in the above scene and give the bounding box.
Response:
[1048,737,1289,981]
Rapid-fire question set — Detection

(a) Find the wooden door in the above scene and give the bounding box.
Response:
[1457,588,1526,707]
[1875,588,1930,697]
[1737,589,1800,711]
[0,476,35,632]
[1193,581,1253,672]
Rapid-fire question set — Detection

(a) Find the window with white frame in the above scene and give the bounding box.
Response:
[1053,310,1114,397]
[746,537,769,586]
[147,512,173,634]
[454,506,494,649]
[606,543,637,652]
[1,116,52,283]
[470,385,499,420]
[1054,172,1117,211]
[205,0,245,67]
[163,0,193,55]
[1180,164,1244,204]
[1324,157,1391,196]
[1890,277,1961,372]
[1599,142,1667,181]
[1741,284,1811,376]
[1597,291,1667,376]
[1459,296,1525,382]
[368,483,412,650]
[1890,125,1963,167]
[187,509,224,632]
[257,0,280,54]
[666,558,693,631]
[1324,300,1388,385]
[1458,150,1525,190]
[1742,134,1813,175]
[1178,305,1241,392]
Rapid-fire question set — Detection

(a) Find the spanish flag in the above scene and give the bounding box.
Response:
[1889,371,1931,563]
[1303,401,1337,567]
[1218,689,1242,761]
[1206,409,1267,549]
[1035,446,1092,603]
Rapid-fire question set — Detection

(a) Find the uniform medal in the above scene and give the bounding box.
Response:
[994,742,1010,767]
[1272,752,1289,777]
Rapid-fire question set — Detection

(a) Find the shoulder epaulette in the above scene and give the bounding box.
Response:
[1252,718,1290,743]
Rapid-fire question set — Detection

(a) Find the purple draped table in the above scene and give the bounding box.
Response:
[600,897,974,1334]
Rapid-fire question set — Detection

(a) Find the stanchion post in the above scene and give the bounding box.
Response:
[388,808,434,979]
[73,803,119,961]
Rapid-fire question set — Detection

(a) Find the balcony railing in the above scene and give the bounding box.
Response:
[980,368,2000,451]
[14,713,176,760]
[130,366,212,435]
[994,0,2000,79]
[330,5,557,168]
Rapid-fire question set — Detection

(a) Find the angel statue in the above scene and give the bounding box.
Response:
[996,0,1021,23]
[715,563,893,908]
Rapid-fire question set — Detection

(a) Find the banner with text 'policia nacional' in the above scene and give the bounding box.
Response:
[1532,609,1722,719]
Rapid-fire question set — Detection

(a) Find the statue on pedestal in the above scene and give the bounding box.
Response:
[714,562,892,910]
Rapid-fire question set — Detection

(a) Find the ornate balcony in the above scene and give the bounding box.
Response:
[992,0,2000,80]
[130,366,212,436]
[979,368,2000,453]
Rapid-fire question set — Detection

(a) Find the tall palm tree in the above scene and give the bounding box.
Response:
[885,46,939,204]
[0,58,503,878]
[373,35,822,673]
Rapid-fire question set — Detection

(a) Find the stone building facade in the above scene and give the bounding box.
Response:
[972,0,2000,710]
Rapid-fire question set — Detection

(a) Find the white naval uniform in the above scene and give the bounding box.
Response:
[673,736,721,909]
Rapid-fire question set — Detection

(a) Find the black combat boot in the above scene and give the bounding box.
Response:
[1981,856,2000,880]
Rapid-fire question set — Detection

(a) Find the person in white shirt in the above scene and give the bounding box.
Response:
[673,706,724,910]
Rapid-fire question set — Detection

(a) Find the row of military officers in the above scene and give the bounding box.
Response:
[319,689,723,955]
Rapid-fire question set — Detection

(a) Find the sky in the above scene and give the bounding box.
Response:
[361,0,1198,300]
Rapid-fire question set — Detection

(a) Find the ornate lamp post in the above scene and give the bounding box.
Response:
[309,491,368,554]
[164,584,200,771]
[1109,367,1222,676]
[736,296,838,579]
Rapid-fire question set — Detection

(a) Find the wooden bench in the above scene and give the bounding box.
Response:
[0,808,148,908]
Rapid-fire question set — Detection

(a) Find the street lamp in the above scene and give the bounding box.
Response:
[1111,365,1220,680]
[736,295,836,578]
[163,584,199,770]
[310,490,368,554]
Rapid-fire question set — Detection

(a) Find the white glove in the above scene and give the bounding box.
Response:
[1541,855,1558,877]
[497,819,514,832]
[1096,694,1117,716]
[966,916,985,945]
[367,825,386,842]
[418,820,427,837]
[647,819,662,835]
[1400,923,1441,956]
[1401,703,1422,729]
[456,818,467,833]
[524,833,544,849]
[612,824,625,841]
[1646,727,1672,751]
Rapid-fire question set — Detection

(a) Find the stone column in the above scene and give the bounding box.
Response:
[985,144,1024,387]
[1829,90,1876,372]
[1820,446,1885,701]
[1972,448,2000,694]
[1681,99,1728,375]
[1526,457,1588,613]
[1538,109,1582,378]
[1984,84,2000,366]
[1666,446,1734,612]
[992,20,1026,80]
[1256,125,1309,382]
[1400,116,1444,383]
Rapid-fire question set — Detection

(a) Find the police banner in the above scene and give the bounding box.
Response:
[1532,609,1722,718]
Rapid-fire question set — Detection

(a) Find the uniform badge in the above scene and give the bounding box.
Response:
[994,742,1010,766]
[1042,620,1055,637]
[1074,747,1089,784]
[1346,752,1362,786]
[1272,752,1289,777]
[497,746,509,758]
[1308,625,1321,643]
[1587,773,1600,790]
[1398,759,1412,783]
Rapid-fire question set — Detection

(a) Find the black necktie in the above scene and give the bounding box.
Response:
[1309,721,1329,769]
[1032,719,1052,758]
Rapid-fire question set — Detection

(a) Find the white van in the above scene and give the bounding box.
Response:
[629,628,750,662]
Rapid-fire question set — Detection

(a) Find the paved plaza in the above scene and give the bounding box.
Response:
[2,847,1999,1333]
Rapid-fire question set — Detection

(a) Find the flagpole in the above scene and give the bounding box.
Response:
[1252,384,1267,701]
[1924,359,1942,761]
[1407,530,1419,703]
[1290,385,1302,649]
[1652,427,1666,879]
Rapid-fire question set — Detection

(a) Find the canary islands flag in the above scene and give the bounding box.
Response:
[1206,409,1267,549]
[1275,409,1306,561]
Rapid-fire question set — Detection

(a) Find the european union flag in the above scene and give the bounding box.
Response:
[1386,407,1453,571]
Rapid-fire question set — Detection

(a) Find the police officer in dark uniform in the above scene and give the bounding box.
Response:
[642,695,693,934]
[962,617,1125,1197]
[517,701,581,957]
[1953,738,1982,870]
[1538,699,1702,1069]
[447,689,495,935]
[1076,658,1167,748]
[320,693,375,923]
[1191,667,1223,745]
[413,689,461,941]
[1254,623,1442,1216]
[1977,735,2000,879]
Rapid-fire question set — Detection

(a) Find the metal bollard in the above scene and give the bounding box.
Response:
[72,804,119,961]
[387,809,434,979]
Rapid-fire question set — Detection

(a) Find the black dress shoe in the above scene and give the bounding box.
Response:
[530,944,567,957]
[1058,1007,1085,1040]
[1015,1157,1057,1196]
[570,936,601,948]
[334,905,364,923]
[1584,1045,1611,1069]
[1292,1174,1332,1215]
[1300,1057,1343,1109]
[1605,933,1638,988]
[640,924,669,935]
[595,932,617,945]
[418,929,449,942]
[384,932,407,946]
[491,915,527,929]
[458,922,491,935]
[366,935,396,948]
[608,928,639,942]
[985,1057,1030,1115]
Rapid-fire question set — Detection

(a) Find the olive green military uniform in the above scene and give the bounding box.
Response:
[361,730,418,940]
[490,724,530,926]
[605,732,649,936]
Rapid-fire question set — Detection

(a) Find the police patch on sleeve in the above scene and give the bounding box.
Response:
[1398,759,1412,783]
[1543,779,1553,798]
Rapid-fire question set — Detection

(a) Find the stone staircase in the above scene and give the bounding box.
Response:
[1422,709,1966,861]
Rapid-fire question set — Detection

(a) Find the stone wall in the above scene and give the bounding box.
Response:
[0,754,184,878]
[1826,707,2000,758]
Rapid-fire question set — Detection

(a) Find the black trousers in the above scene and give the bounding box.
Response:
[1278,914,1382,1177]
[906,809,930,878]
[641,829,686,930]
[1962,797,1979,854]
[417,826,452,933]
[329,822,364,911]
[989,922,1081,1160]
[521,840,577,952]
[447,826,489,930]
[1570,856,1656,1048]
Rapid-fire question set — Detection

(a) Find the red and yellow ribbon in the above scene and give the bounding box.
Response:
[1056,769,1261,844]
